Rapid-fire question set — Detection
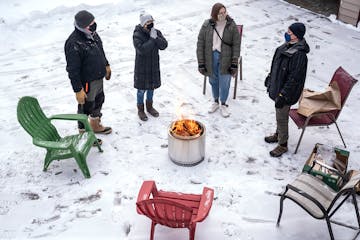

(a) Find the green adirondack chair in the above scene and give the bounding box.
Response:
[17,96,103,178]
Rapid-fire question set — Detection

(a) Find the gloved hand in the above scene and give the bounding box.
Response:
[76,88,87,104]
[230,63,238,77]
[198,64,206,75]
[275,95,286,109]
[105,65,111,80]
[150,28,157,39]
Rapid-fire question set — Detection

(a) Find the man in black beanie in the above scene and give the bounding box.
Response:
[65,10,112,140]
[264,22,310,157]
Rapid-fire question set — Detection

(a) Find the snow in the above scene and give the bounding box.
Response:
[1,0,360,239]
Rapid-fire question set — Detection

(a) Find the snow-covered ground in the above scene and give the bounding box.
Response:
[1,0,360,239]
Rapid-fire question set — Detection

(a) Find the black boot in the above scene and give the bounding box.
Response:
[146,100,159,117]
[137,104,148,121]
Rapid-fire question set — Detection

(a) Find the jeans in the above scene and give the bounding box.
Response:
[209,50,231,104]
[137,89,154,105]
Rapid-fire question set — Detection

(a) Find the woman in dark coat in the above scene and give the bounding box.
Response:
[133,12,168,121]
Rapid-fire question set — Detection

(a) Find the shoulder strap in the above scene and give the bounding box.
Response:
[211,23,233,47]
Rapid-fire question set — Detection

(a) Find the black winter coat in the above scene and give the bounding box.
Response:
[133,25,168,90]
[65,29,109,92]
[265,39,310,105]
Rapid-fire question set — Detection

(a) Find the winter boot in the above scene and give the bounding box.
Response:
[89,116,112,134]
[264,133,278,143]
[137,104,148,121]
[146,100,159,117]
[270,143,288,157]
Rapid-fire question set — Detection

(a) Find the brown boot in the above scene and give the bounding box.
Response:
[270,143,288,157]
[264,133,278,143]
[89,116,112,134]
[146,100,159,117]
[137,104,148,121]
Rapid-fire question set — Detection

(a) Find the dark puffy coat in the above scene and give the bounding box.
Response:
[265,39,310,105]
[133,25,168,90]
[196,16,241,76]
[65,29,109,92]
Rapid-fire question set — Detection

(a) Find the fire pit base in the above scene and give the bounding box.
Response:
[169,156,205,167]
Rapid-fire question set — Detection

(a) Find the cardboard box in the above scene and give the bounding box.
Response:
[303,143,349,191]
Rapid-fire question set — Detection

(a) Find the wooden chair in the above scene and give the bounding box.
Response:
[289,67,358,153]
[203,24,243,99]
[136,180,214,240]
[277,172,360,240]
[17,96,102,178]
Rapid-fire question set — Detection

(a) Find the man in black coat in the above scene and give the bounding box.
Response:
[264,22,310,157]
[65,10,112,137]
[133,12,168,121]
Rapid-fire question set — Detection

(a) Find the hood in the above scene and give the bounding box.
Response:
[284,38,310,56]
[134,24,149,35]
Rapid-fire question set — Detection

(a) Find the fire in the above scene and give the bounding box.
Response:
[171,119,202,137]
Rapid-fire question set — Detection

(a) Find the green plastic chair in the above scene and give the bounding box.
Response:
[17,96,103,178]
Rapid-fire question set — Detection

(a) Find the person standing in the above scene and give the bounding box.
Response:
[197,3,241,118]
[264,22,310,157]
[133,12,168,121]
[65,10,112,136]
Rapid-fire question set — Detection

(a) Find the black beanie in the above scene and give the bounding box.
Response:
[289,22,306,40]
[75,10,95,28]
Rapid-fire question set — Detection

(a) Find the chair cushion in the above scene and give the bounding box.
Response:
[285,173,336,218]
[289,109,335,128]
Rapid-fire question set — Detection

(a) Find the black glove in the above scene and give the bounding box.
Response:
[275,95,286,109]
[198,64,206,75]
[230,63,238,77]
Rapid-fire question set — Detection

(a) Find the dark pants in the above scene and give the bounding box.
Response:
[276,105,290,145]
[78,79,104,129]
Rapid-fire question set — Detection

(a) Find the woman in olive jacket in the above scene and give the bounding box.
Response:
[197,3,241,118]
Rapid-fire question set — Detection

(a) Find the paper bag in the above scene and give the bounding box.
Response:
[297,81,341,117]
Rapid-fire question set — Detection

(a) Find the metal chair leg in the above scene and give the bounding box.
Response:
[326,217,335,240]
[294,127,306,154]
[239,56,243,80]
[333,121,346,148]
[353,193,360,228]
[203,76,206,95]
[277,191,286,226]
[233,72,238,99]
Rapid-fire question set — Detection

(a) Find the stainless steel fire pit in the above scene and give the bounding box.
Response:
[168,120,205,166]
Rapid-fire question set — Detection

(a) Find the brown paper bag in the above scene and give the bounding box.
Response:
[297,81,341,117]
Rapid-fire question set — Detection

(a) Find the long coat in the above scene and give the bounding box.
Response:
[265,39,310,105]
[133,25,168,90]
[196,16,241,77]
[65,29,109,92]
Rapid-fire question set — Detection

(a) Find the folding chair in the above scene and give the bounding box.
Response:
[203,24,243,99]
[289,67,358,153]
[277,172,360,240]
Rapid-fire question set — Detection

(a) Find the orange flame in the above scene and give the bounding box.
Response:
[171,119,202,137]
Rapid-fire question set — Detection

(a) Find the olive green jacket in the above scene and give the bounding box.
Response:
[196,16,241,76]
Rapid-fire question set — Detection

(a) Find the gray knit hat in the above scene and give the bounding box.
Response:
[75,10,95,28]
[140,13,153,26]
